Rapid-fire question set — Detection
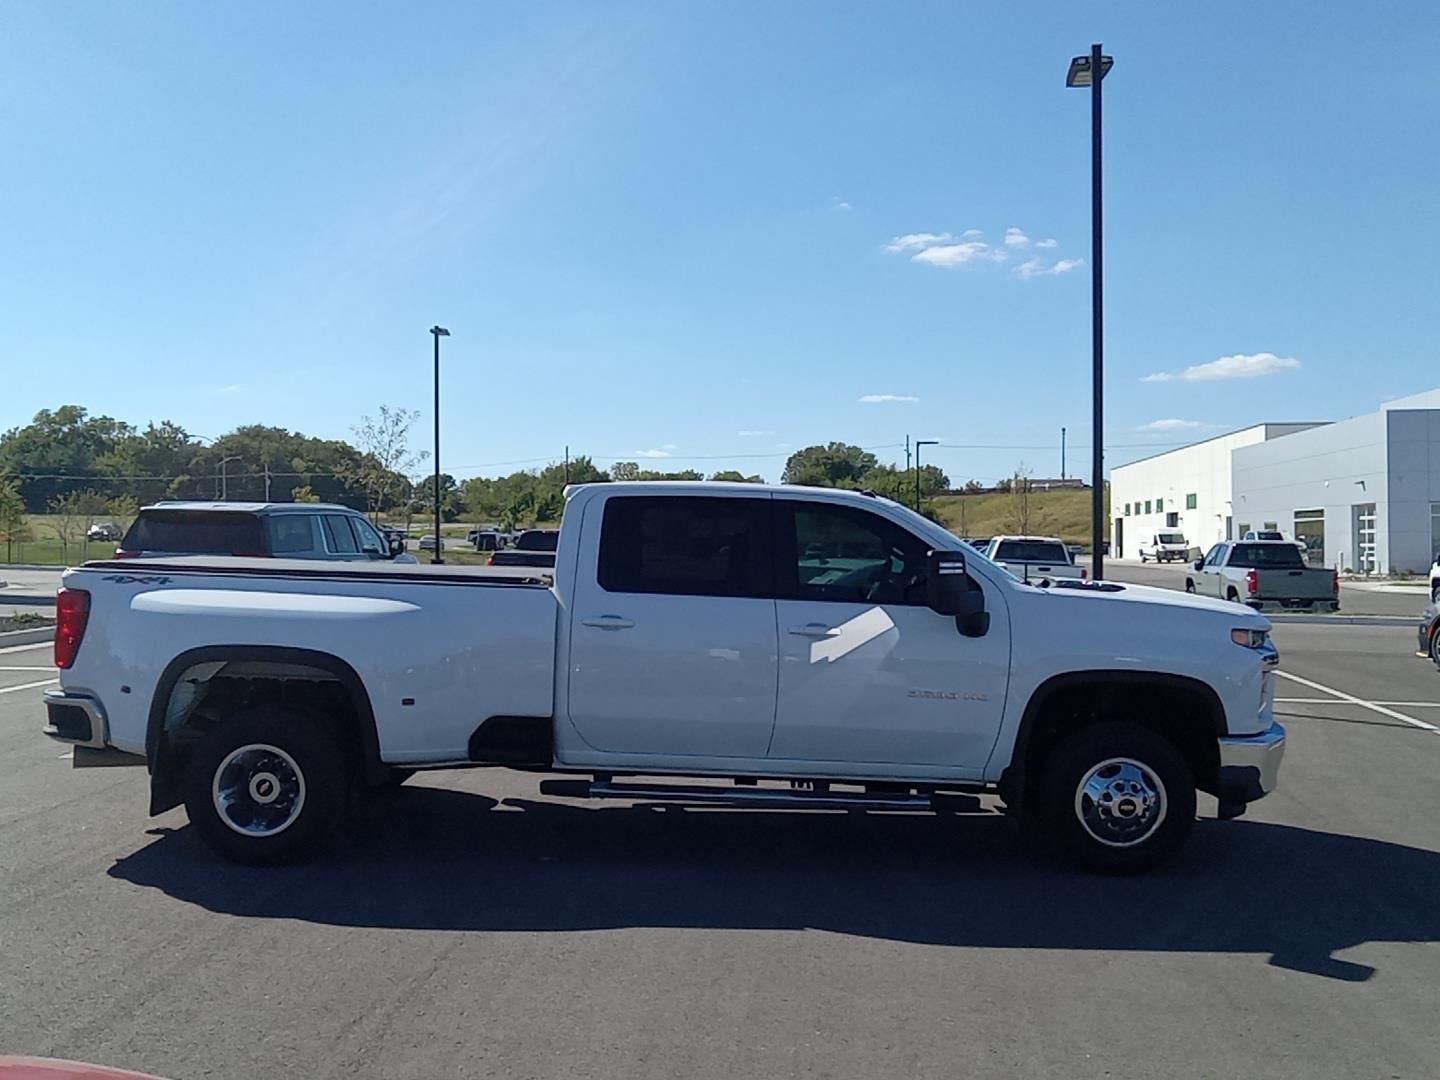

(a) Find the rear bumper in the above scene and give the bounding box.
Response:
[1217,721,1286,805]
[42,689,108,748]
[1246,598,1339,612]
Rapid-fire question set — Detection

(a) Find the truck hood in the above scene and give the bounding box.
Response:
[1031,579,1271,626]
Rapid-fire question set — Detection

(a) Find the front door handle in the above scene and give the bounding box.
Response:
[581,615,635,630]
[788,623,839,638]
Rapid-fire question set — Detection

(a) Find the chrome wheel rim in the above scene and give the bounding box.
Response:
[1074,757,1167,848]
[212,743,306,837]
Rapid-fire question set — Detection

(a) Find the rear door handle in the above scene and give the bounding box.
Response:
[581,616,635,630]
[788,623,840,638]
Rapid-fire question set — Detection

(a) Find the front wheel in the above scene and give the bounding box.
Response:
[182,707,349,865]
[1184,579,1196,594]
[1036,722,1196,872]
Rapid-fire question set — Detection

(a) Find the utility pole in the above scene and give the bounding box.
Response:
[1061,427,1067,480]
[429,325,450,564]
[905,435,912,477]
[264,462,272,501]
[564,445,570,486]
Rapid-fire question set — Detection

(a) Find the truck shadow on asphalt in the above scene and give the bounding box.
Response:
[109,788,1440,984]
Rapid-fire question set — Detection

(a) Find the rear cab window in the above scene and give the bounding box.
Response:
[122,510,267,555]
[993,540,1070,564]
[1227,543,1305,569]
[597,496,771,597]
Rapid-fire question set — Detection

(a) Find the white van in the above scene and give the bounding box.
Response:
[1138,531,1189,563]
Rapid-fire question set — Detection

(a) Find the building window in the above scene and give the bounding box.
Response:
[1144,500,1152,514]
[1166,512,1179,528]
[1293,509,1325,567]
[1186,493,1197,510]
[1156,498,1164,512]
[1123,503,1130,516]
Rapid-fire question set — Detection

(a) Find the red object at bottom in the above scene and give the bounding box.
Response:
[0,1057,173,1080]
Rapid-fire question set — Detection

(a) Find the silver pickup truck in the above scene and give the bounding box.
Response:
[1186,540,1339,612]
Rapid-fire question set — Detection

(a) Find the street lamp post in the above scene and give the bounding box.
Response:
[429,326,450,565]
[1067,43,1113,580]
[217,455,241,501]
[914,440,938,512]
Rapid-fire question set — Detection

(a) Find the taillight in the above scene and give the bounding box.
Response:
[1080,568,1088,580]
[1245,568,1258,594]
[55,588,90,669]
[112,548,138,559]
[487,553,497,565]
[1333,569,1340,595]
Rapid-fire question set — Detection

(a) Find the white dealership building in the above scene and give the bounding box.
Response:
[1111,389,1440,574]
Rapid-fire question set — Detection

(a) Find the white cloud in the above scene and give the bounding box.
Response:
[859,394,919,403]
[1004,227,1030,247]
[217,384,241,393]
[1141,352,1302,383]
[913,241,1007,268]
[1137,418,1206,432]
[961,228,983,239]
[736,429,773,437]
[883,232,954,253]
[831,196,852,212]
[1014,257,1083,280]
[634,446,674,458]
[1036,238,1058,249]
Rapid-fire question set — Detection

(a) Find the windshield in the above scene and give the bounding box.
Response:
[1157,533,1185,544]
[1229,543,1306,568]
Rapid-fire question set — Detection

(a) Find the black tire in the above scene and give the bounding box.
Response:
[1184,579,1196,594]
[1432,583,1439,604]
[1429,622,1440,667]
[182,707,350,865]
[1036,722,1196,873]
[1226,587,1240,603]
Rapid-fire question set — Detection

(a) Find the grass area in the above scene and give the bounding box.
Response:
[929,487,1110,547]
[0,612,54,632]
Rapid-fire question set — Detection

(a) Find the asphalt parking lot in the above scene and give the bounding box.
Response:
[2,624,1439,1079]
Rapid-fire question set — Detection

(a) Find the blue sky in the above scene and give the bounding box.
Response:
[2,2,1436,485]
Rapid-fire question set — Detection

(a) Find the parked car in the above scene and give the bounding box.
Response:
[116,503,416,563]
[1242,530,1286,542]
[1416,601,1440,663]
[1428,554,1440,602]
[86,522,122,542]
[471,530,503,552]
[1186,540,1338,611]
[982,535,1085,583]
[45,482,1285,872]
[964,537,991,550]
[418,535,440,552]
[514,528,560,552]
[1138,532,1189,564]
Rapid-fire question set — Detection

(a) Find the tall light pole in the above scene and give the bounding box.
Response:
[1067,43,1113,580]
[429,325,450,564]
[217,455,241,501]
[915,439,938,512]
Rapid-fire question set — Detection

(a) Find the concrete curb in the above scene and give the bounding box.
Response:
[0,564,68,572]
[0,595,57,608]
[0,626,55,647]
[1267,614,1417,627]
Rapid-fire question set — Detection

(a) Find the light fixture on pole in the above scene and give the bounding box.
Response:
[429,325,450,565]
[914,440,938,511]
[217,456,241,501]
[1067,43,1113,580]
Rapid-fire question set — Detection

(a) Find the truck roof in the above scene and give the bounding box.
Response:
[143,501,360,514]
[564,481,901,507]
[988,534,1066,543]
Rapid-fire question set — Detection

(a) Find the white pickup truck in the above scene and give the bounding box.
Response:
[43,482,1285,872]
[982,536,1086,583]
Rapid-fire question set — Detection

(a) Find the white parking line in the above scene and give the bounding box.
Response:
[0,642,52,656]
[1275,670,1440,734]
[1277,697,1440,707]
[0,666,59,672]
[0,678,58,695]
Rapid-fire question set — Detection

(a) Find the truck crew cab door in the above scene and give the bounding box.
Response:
[768,498,1009,774]
[1199,544,1227,596]
[566,493,779,758]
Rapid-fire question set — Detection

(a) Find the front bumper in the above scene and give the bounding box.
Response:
[1217,720,1286,808]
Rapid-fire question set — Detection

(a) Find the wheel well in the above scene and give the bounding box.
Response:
[1001,673,1224,814]
[146,646,383,815]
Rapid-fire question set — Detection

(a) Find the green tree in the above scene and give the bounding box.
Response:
[337,406,426,516]
[291,485,320,503]
[862,463,948,504]
[709,470,763,483]
[104,494,139,532]
[780,443,877,487]
[0,479,29,562]
[610,461,640,481]
[0,406,137,511]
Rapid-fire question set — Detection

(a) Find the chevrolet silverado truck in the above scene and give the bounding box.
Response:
[982,536,1086,583]
[1186,540,1339,612]
[43,482,1285,872]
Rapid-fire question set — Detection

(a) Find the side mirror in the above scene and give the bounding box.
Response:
[389,537,407,558]
[927,549,990,638]
[1193,559,1204,571]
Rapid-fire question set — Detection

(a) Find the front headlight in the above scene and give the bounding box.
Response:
[1231,627,1269,649]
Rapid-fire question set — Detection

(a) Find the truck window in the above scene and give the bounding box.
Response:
[267,515,319,555]
[1227,543,1305,569]
[993,540,1069,564]
[598,496,771,598]
[321,515,360,554]
[781,502,928,605]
